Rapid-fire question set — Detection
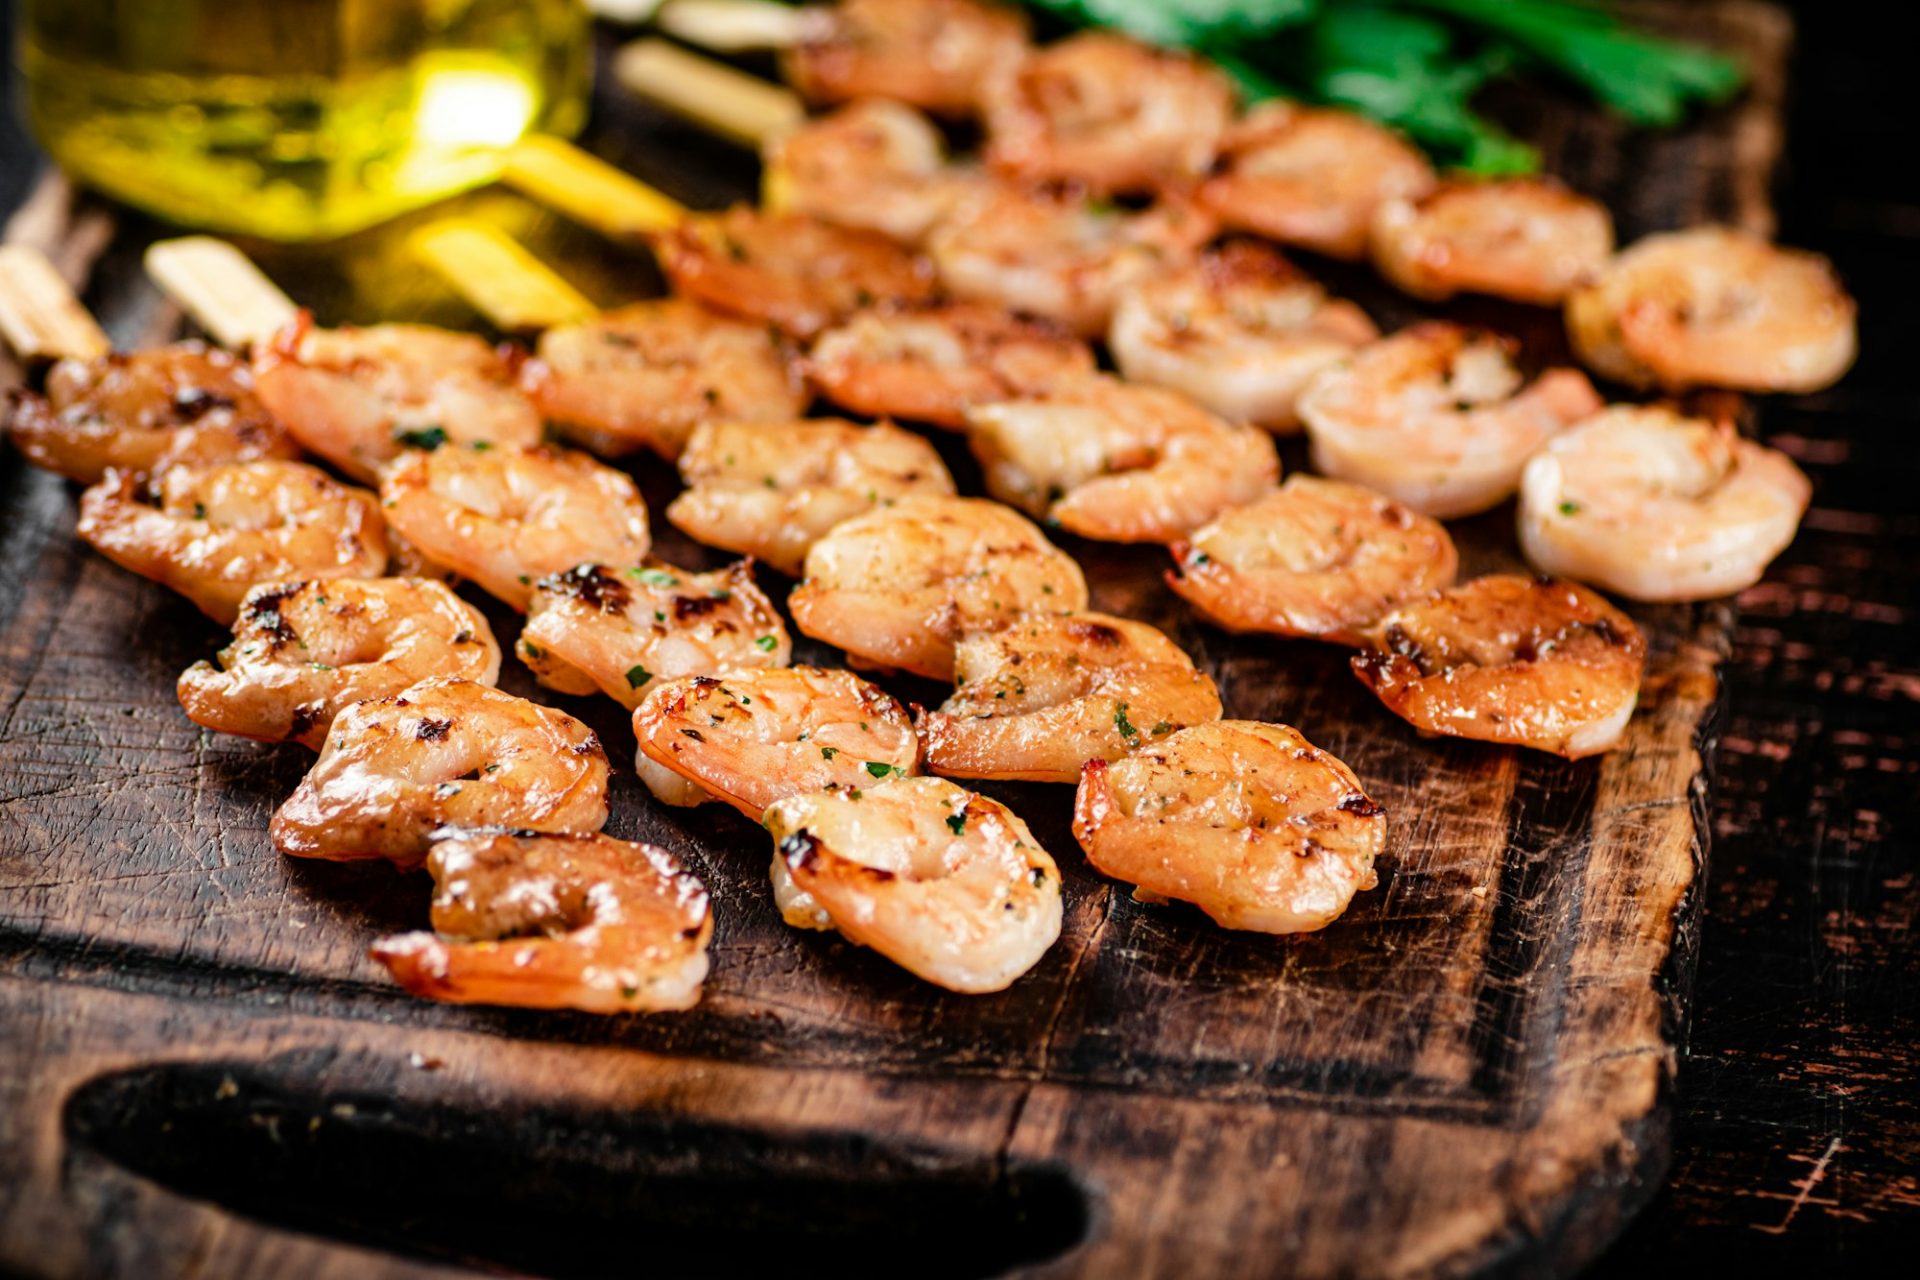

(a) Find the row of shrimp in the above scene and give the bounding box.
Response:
[750,0,1855,394]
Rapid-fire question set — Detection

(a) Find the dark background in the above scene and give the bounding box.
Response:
[1,1,1914,1272]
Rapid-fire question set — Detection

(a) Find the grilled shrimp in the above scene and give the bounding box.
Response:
[6,343,297,484]
[920,611,1221,783]
[782,0,1031,117]
[1518,405,1811,602]
[1299,323,1603,519]
[370,830,711,1014]
[76,460,388,624]
[967,376,1280,544]
[981,31,1235,195]
[764,99,985,245]
[271,677,609,865]
[1198,101,1436,260]
[763,775,1061,993]
[518,560,790,709]
[1108,240,1379,432]
[252,317,543,483]
[1369,178,1614,305]
[928,185,1216,336]
[666,418,955,576]
[521,299,804,460]
[177,577,500,749]
[653,206,937,340]
[1351,575,1646,759]
[634,667,920,819]
[789,494,1088,678]
[1565,225,1857,392]
[379,443,651,611]
[1168,476,1458,645]
[1073,720,1385,934]
[806,302,1095,431]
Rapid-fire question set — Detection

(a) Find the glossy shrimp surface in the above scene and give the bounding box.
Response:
[1518,405,1811,602]
[1109,240,1379,432]
[667,418,955,576]
[178,577,500,749]
[371,830,711,1014]
[653,206,937,340]
[7,342,297,484]
[252,318,543,483]
[789,494,1088,678]
[967,375,1280,543]
[518,560,790,709]
[1198,102,1435,260]
[1351,575,1646,759]
[522,299,804,460]
[379,443,651,610]
[634,667,921,819]
[1169,476,1458,645]
[765,99,986,245]
[76,459,388,623]
[928,185,1216,336]
[1073,721,1385,934]
[1369,178,1615,305]
[806,302,1095,431]
[763,775,1062,993]
[1566,225,1857,392]
[981,31,1235,195]
[271,677,609,865]
[920,611,1221,783]
[783,0,1031,117]
[1299,323,1603,519]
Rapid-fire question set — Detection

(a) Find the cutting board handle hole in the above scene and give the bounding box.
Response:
[64,1060,1092,1277]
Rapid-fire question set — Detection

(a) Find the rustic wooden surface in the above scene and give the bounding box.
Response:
[5,5,1895,1278]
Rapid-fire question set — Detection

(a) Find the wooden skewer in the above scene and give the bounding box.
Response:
[654,0,811,51]
[144,237,299,350]
[408,218,599,331]
[502,136,687,241]
[615,38,805,148]
[0,245,112,363]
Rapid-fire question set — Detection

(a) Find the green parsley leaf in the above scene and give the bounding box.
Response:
[754,634,778,652]
[625,663,652,688]
[394,425,448,451]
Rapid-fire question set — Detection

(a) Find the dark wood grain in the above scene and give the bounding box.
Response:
[0,6,1828,1278]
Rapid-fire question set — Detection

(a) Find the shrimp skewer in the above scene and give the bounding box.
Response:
[177,577,500,749]
[518,560,791,709]
[371,830,712,1014]
[1566,225,1857,392]
[77,459,389,624]
[634,667,920,819]
[789,494,1088,679]
[764,99,987,246]
[780,0,1031,117]
[1168,476,1459,646]
[522,299,805,460]
[1351,575,1647,759]
[920,612,1221,783]
[968,376,1281,544]
[379,443,651,611]
[806,303,1095,431]
[1517,405,1811,602]
[1109,240,1378,433]
[667,418,956,576]
[271,677,610,866]
[252,315,544,483]
[763,775,1062,993]
[1299,323,1603,519]
[1073,721,1386,934]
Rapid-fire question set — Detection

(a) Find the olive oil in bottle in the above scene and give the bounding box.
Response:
[20,0,592,241]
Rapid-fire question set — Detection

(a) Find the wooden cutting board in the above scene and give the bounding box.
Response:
[0,5,1790,1277]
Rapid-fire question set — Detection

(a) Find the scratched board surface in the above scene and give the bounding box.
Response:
[0,5,1788,1278]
